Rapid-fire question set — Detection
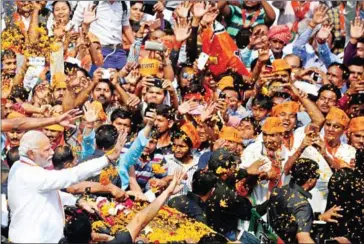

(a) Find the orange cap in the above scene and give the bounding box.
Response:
[262,117,286,134]
[180,122,201,149]
[139,58,160,77]
[348,116,364,133]
[218,76,234,90]
[7,111,26,119]
[326,107,350,128]
[272,59,291,72]
[44,124,65,132]
[219,126,242,143]
[272,101,300,116]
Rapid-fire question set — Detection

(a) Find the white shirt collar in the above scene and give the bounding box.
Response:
[19,156,37,166]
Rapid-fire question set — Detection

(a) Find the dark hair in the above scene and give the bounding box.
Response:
[358,37,364,44]
[8,85,29,102]
[290,158,319,186]
[130,1,143,7]
[240,116,261,135]
[348,57,364,68]
[354,149,364,177]
[192,169,217,196]
[155,104,174,120]
[64,62,79,76]
[1,49,16,63]
[63,211,92,243]
[111,108,132,123]
[317,84,342,101]
[95,125,118,151]
[96,79,115,94]
[78,67,91,79]
[6,147,19,168]
[221,87,242,101]
[252,94,273,110]
[172,130,193,149]
[52,145,74,170]
[52,1,72,12]
[328,62,350,80]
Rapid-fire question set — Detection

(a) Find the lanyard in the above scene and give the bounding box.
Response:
[241,9,261,28]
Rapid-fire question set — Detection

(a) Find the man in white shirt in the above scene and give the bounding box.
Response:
[284,107,356,213]
[8,130,124,243]
[240,117,289,205]
[72,1,135,69]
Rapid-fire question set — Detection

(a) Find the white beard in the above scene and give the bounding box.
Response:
[35,154,52,168]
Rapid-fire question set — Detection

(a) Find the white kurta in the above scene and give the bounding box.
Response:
[240,142,290,205]
[8,156,109,243]
[293,128,356,213]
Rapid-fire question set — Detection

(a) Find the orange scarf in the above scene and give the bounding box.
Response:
[291,1,311,33]
[325,139,347,167]
[283,133,294,151]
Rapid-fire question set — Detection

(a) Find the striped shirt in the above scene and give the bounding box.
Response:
[134,153,167,192]
[165,155,199,198]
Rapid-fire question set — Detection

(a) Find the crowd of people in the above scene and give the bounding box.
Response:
[1,0,364,243]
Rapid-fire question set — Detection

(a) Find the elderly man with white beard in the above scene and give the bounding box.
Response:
[7,130,127,243]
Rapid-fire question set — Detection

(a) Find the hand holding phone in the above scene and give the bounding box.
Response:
[102,69,111,80]
[197,52,209,70]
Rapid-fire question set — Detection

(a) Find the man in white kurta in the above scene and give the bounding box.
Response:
[8,131,119,243]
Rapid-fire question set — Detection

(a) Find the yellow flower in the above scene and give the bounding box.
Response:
[151,164,166,174]
[216,166,227,175]
[220,199,228,208]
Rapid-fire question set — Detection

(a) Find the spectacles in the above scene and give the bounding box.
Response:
[182,73,194,80]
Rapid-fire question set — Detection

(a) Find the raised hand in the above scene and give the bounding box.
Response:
[247,160,266,175]
[200,102,216,122]
[192,2,211,18]
[178,100,199,115]
[106,131,128,162]
[319,205,343,223]
[55,109,82,128]
[144,109,157,127]
[173,17,192,42]
[126,94,141,112]
[166,169,185,195]
[83,101,98,123]
[201,7,219,26]
[125,69,141,85]
[32,1,46,12]
[350,17,364,40]
[317,23,333,42]
[153,1,165,13]
[258,48,270,63]
[120,62,139,78]
[312,4,329,26]
[83,4,98,25]
[162,79,174,92]
[175,2,193,18]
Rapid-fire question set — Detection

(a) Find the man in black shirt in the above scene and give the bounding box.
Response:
[168,169,217,224]
[205,149,265,241]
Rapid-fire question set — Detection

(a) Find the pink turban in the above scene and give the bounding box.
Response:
[268,25,292,45]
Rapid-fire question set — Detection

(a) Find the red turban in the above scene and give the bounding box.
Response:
[268,25,292,45]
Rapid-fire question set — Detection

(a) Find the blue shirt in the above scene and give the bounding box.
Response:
[81,129,149,190]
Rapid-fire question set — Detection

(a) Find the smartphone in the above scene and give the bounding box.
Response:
[311,72,321,83]
[29,57,45,67]
[324,240,339,244]
[145,41,166,52]
[197,52,209,70]
[102,69,111,80]
[219,93,226,99]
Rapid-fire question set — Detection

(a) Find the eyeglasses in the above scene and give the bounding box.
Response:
[181,73,194,80]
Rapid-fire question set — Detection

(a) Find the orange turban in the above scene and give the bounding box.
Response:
[180,122,201,149]
[44,124,64,132]
[52,72,67,89]
[7,111,26,119]
[218,76,234,91]
[326,107,350,128]
[348,116,364,133]
[219,126,242,143]
[272,101,300,116]
[272,59,291,72]
[262,117,286,134]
